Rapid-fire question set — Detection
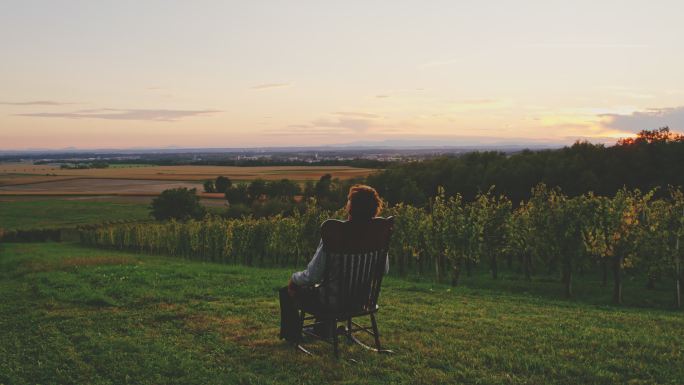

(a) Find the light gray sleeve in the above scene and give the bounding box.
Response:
[385,254,389,275]
[291,239,326,286]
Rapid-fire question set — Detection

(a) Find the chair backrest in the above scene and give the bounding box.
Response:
[320,217,394,316]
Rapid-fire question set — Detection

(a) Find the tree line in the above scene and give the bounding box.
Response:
[368,127,684,206]
[182,128,684,219]
[190,174,364,218]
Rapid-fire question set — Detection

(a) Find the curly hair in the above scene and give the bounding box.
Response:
[346,184,383,221]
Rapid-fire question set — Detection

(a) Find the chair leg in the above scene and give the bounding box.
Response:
[298,310,305,341]
[293,310,315,356]
[369,313,382,350]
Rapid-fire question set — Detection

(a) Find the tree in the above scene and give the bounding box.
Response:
[617,126,683,146]
[643,188,684,307]
[267,179,301,200]
[668,188,684,308]
[225,184,250,205]
[583,189,653,304]
[203,180,216,193]
[438,191,482,286]
[427,187,450,283]
[508,200,535,280]
[303,181,315,198]
[387,203,424,277]
[248,179,267,202]
[150,188,206,221]
[215,176,232,193]
[555,194,594,298]
[315,174,332,200]
[472,189,512,279]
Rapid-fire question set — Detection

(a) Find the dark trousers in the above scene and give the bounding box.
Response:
[279,286,329,342]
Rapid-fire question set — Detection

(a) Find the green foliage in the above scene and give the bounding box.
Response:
[203,180,216,193]
[265,178,300,200]
[83,185,684,307]
[149,188,206,221]
[247,178,267,201]
[368,129,684,206]
[214,176,232,193]
[1,242,683,384]
[0,199,150,230]
[225,183,250,205]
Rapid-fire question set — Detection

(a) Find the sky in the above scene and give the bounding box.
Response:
[1,0,684,150]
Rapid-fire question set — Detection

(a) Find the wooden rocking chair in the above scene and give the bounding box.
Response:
[296,216,394,358]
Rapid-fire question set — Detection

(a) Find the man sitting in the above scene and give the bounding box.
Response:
[278,184,389,342]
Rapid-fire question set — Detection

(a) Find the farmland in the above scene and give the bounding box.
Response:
[0,178,204,195]
[1,242,682,385]
[0,163,374,212]
[0,198,151,230]
[0,163,374,187]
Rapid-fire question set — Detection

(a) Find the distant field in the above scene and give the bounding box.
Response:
[0,163,374,186]
[0,178,204,195]
[0,196,230,230]
[1,242,682,384]
[0,199,151,230]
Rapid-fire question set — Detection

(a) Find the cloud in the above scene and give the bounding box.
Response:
[459,98,499,105]
[519,43,647,49]
[375,94,390,98]
[0,100,75,106]
[599,106,684,132]
[251,83,291,90]
[451,98,511,112]
[595,86,655,100]
[269,111,385,136]
[274,125,344,136]
[420,58,460,69]
[310,117,375,132]
[334,111,380,119]
[15,108,220,122]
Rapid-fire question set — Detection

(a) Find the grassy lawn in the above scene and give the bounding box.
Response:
[0,200,151,230]
[1,243,682,384]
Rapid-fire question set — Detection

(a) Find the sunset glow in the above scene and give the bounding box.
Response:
[1,1,683,150]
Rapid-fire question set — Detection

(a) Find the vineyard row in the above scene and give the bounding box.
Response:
[78,184,684,307]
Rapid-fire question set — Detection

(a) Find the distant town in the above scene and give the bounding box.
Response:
[0,144,561,166]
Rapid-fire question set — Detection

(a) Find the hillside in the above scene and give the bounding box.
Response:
[1,243,682,384]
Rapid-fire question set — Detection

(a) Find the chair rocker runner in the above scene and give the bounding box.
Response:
[295,217,395,358]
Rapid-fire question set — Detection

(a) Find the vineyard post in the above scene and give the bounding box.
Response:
[524,248,533,280]
[613,254,623,304]
[451,259,462,286]
[401,252,407,277]
[562,260,572,298]
[676,235,681,308]
[490,246,498,279]
[676,198,684,309]
[601,260,608,286]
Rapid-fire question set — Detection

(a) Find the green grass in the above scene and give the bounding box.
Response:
[0,200,151,230]
[1,243,682,384]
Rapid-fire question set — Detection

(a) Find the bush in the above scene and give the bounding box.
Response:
[225,184,250,205]
[215,176,232,193]
[203,180,216,193]
[225,203,252,218]
[150,188,206,221]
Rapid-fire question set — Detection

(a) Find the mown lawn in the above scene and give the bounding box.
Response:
[1,242,682,385]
